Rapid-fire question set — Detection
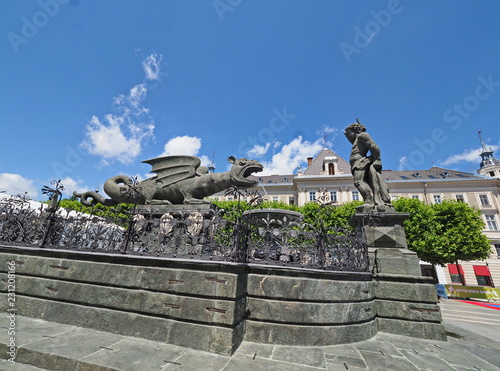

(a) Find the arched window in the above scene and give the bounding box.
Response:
[328,163,335,175]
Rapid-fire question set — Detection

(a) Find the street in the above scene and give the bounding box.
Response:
[439,299,500,343]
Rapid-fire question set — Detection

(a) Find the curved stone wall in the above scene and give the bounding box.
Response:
[245,267,376,345]
[0,247,376,355]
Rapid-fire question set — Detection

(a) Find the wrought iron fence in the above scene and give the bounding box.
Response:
[0,194,369,272]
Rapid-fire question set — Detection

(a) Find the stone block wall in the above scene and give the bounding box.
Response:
[0,249,247,355]
[351,212,447,342]
[245,267,376,346]
[0,247,376,355]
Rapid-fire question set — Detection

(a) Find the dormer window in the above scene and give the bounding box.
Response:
[323,156,338,176]
[328,163,335,175]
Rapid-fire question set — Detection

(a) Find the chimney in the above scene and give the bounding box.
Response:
[307,157,313,167]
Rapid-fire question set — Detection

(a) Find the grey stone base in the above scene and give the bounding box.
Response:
[349,211,448,343]
[1,294,242,355]
[245,319,378,346]
[0,249,380,354]
[377,317,447,341]
[0,235,448,354]
[371,275,447,341]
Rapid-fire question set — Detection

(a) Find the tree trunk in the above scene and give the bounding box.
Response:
[456,259,466,286]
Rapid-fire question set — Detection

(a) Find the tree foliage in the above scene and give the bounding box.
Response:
[211,199,362,226]
[300,201,363,232]
[393,198,491,266]
[54,198,135,221]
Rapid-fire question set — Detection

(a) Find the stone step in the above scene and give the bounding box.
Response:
[3,313,500,370]
[1,315,229,370]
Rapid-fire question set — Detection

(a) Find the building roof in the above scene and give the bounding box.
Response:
[302,148,351,176]
[253,174,294,185]
[249,151,486,186]
[383,166,483,182]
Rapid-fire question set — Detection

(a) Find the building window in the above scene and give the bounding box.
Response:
[486,215,498,231]
[352,191,359,201]
[433,195,442,204]
[328,163,335,175]
[411,195,420,200]
[448,264,465,284]
[288,196,295,205]
[309,192,316,201]
[330,191,337,202]
[479,194,490,206]
[473,265,493,286]
[495,244,500,256]
[455,194,464,202]
[490,171,496,177]
[272,196,279,202]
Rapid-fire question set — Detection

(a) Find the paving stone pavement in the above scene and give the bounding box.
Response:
[1,314,500,370]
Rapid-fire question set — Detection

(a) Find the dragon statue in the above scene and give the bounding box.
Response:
[74,155,263,206]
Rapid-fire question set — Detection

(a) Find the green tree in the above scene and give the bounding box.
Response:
[54,198,135,222]
[393,198,492,284]
[299,201,362,232]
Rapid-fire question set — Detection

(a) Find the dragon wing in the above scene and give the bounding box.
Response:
[142,155,202,187]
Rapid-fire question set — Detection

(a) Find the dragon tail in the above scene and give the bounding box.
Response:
[73,191,120,207]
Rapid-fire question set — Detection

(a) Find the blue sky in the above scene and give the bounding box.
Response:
[1,0,500,200]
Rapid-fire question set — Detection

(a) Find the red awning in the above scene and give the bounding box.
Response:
[473,265,491,276]
[448,264,465,275]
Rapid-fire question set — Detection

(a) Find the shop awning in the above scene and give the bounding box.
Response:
[448,264,465,275]
[473,265,491,276]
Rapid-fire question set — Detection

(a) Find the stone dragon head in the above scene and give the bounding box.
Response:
[227,156,263,187]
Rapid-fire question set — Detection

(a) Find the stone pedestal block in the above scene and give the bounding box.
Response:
[350,212,447,341]
[245,269,376,346]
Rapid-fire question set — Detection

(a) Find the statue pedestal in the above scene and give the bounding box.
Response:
[350,212,447,341]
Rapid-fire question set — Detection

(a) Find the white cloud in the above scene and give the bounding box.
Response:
[0,173,38,199]
[82,83,155,165]
[317,125,339,135]
[160,136,202,157]
[58,177,88,196]
[257,136,323,175]
[440,145,500,166]
[398,156,409,171]
[142,53,163,81]
[316,125,340,148]
[247,143,271,157]
[82,54,164,165]
[199,155,212,168]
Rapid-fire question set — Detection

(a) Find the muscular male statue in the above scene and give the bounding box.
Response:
[344,121,394,212]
